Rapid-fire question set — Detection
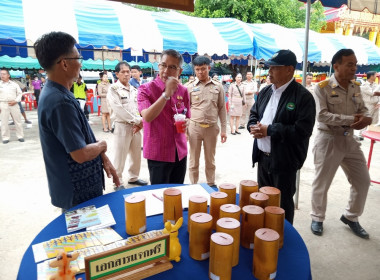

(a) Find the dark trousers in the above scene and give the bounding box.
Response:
[34,89,41,105]
[147,152,187,185]
[257,153,296,224]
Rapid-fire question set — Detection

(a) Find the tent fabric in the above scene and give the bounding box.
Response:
[0,0,254,57]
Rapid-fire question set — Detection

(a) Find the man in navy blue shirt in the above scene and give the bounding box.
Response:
[129,65,143,89]
[34,31,120,211]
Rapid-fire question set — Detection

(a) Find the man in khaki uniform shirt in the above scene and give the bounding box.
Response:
[311,49,372,239]
[240,71,257,129]
[187,56,227,188]
[0,69,24,143]
[360,71,379,124]
[107,62,147,187]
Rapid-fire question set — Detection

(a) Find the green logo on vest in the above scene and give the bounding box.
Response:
[286,102,295,111]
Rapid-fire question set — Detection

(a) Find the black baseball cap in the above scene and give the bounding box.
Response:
[264,50,297,68]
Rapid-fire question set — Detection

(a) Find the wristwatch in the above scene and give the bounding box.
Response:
[162,92,170,101]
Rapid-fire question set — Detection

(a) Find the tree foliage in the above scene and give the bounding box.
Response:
[192,0,326,32]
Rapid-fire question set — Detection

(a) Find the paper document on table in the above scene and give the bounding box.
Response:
[132,184,211,217]
[87,204,116,231]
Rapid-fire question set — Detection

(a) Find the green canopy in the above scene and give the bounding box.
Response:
[0,55,41,70]
[0,56,153,71]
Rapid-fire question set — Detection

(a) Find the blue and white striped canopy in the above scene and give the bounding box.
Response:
[0,0,254,59]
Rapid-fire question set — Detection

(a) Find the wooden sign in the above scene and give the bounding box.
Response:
[85,234,172,280]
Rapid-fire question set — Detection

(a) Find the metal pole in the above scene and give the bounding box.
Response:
[295,0,311,210]
[101,48,105,71]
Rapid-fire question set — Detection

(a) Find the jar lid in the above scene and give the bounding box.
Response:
[220,204,241,213]
[190,213,213,223]
[255,228,280,241]
[210,192,228,199]
[219,183,236,190]
[265,206,285,215]
[164,188,182,196]
[260,186,281,195]
[240,180,258,187]
[125,194,145,204]
[242,205,264,215]
[217,217,240,229]
[189,195,207,203]
[211,232,234,245]
[250,192,269,201]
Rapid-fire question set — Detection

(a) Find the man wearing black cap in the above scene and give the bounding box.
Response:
[248,49,316,224]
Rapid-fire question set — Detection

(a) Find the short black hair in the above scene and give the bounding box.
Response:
[99,72,104,78]
[193,56,211,66]
[161,49,183,67]
[212,73,218,78]
[1,68,10,75]
[331,49,355,65]
[306,73,313,77]
[131,65,142,71]
[34,31,77,71]
[115,61,130,73]
[367,71,376,79]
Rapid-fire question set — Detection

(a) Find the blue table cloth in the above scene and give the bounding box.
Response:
[17,184,312,280]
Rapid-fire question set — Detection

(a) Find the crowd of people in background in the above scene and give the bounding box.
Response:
[1,30,378,241]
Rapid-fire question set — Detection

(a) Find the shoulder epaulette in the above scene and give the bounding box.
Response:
[111,84,118,90]
[354,81,361,86]
[318,79,329,88]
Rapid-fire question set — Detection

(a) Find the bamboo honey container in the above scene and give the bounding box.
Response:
[189,213,213,260]
[241,205,264,249]
[259,186,281,207]
[209,232,234,280]
[187,195,208,232]
[219,204,241,221]
[239,180,259,208]
[253,228,280,280]
[219,183,237,204]
[163,188,183,224]
[264,206,285,248]
[249,192,269,208]
[125,194,146,235]
[216,218,241,267]
[210,192,228,229]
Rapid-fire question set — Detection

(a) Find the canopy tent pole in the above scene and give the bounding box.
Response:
[254,59,258,83]
[329,63,332,77]
[295,0,311,210]
[101,48,105,71]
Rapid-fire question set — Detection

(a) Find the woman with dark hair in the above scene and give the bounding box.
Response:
[228,73,246,135]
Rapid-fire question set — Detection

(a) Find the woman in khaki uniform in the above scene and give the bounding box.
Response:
[98,74,111,132]
[228,73,246,135]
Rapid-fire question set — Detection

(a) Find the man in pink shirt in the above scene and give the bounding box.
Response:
[32,76,42,106]
[138,49,190,184]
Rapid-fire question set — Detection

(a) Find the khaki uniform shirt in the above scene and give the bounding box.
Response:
[360,81,379,105]
[107,80,142,124]
[242,80,257,95]
[0,80,22,102]
[187,78,227,133]
[314,75,369,132]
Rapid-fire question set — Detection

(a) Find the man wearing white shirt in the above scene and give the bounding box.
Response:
[248,50,316,224]
[360,71,380,125]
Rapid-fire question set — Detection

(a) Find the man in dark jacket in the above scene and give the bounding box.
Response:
[248,50,316,224]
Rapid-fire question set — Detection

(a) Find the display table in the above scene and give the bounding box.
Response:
[362,130,380,184]
[17,184,311,280]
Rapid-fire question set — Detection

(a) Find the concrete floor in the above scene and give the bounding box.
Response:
[0,109,379,280]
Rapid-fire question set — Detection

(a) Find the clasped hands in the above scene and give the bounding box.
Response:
[351,114,372,130]
[249,122,268,139]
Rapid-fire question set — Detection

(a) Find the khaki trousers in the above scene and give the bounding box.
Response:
[240,95,255,127]
[113,122,142,185]
[366,103,379,124]
[311,130,370,222]
[0,102,23,141]
[188,121,220,185]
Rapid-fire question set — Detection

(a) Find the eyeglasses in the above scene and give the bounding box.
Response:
[158,63,180,71]
[57,56,84,64]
